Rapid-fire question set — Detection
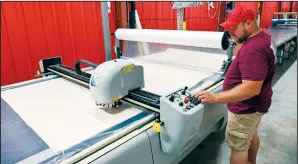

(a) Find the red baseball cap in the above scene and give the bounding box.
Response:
[220,5,256,31]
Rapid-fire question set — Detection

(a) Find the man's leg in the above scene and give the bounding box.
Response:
[248,134,261,164]
[230,150,248,164]
[226,111,262,164]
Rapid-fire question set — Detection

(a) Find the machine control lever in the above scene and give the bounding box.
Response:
[181,86,188,95]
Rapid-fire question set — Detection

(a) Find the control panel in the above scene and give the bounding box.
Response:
[158,79,224,154]
[159,84,207,154]
[166,86,201,112]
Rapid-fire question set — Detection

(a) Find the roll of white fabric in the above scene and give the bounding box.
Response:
[115,28,225,49]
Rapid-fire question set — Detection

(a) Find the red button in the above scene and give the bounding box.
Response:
[184,97,189,103]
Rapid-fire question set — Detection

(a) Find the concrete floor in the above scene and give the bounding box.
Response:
[180,53,297,164]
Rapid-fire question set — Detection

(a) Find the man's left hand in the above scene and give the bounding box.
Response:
[193,91,218,103]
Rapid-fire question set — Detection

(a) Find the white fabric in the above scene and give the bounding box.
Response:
[135,48,227,72]
[115,28,225,49]
[128,59,215,96]
[1,79,142,153]
[2,49,225,153]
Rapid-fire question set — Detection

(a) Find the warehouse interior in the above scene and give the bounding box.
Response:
[1,1,297,164]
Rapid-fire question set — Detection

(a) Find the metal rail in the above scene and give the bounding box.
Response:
[47,65,161,112]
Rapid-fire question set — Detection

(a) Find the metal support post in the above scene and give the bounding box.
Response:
[172,2,210,30]
[101,2,112,61]
[177,8,184,30]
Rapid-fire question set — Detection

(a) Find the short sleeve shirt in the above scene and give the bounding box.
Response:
[223,31,276,114]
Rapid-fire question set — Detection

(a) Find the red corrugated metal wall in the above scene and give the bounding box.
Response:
[136,2,221,31]
[136,2,285,30]
[281,1,291,12]
[292,2,297,12]
[235,2,258,16]
[260,2,279,28]
[136,2,177,30]
[136,2,284,30]
[1,2,116,86]
[184,2,220,31]
[281,1,297,12]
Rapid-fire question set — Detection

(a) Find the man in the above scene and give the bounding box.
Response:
[194,5,276,164]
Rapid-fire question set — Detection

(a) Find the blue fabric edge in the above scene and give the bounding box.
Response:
[1,98,50,164]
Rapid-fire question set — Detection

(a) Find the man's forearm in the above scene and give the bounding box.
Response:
[214,83,257,103]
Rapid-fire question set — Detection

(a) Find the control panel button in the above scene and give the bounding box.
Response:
[184,97,189,103]
[169,95,175,102]
[179,102,183,106]
[193,99,201,105]
[186,95,201,106]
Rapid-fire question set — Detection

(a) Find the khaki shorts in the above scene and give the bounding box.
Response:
[225,110,263,152]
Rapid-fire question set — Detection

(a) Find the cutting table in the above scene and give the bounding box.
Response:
[1,29,234,164]
[263,25,297,65]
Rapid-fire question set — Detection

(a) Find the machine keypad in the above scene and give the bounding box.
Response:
[188,96,201,105]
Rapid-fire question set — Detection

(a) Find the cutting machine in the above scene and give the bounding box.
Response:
[1,29,235,164]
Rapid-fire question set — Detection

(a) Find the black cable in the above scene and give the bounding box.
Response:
[145,131,155,164]
[74,60,98,75]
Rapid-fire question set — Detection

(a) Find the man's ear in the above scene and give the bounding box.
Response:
[245,20,253,29]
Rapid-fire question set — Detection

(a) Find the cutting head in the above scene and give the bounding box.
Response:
[89,59,145,108]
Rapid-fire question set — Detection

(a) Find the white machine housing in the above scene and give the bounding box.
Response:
[158,79,224,155]
[90,59,145,105]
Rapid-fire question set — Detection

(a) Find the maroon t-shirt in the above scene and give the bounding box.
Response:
[223,31,276,114]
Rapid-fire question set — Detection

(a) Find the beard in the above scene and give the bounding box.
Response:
[235,30,249,43]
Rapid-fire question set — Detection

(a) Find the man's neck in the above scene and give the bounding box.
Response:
[249,27,262,38]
